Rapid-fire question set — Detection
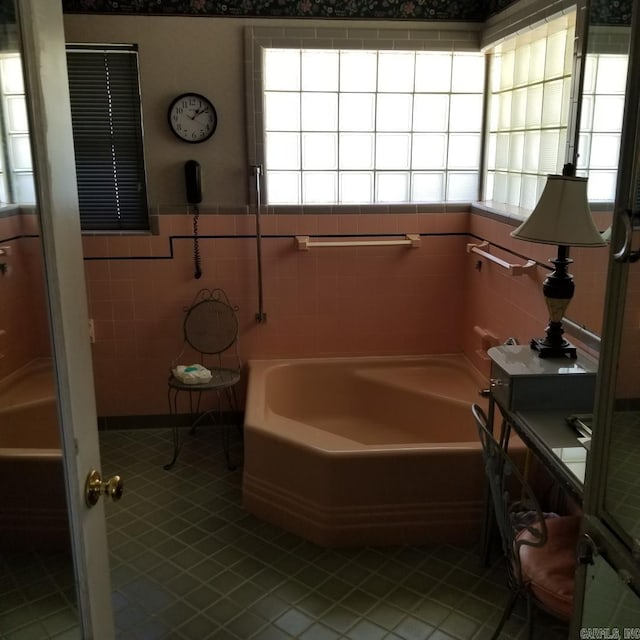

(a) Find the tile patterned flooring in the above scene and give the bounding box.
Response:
[1,427,568,639]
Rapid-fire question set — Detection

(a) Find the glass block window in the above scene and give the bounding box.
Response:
[577,53,628,202]
[0,54,35,205]
[262,49,485,205]
[485,13,575,210]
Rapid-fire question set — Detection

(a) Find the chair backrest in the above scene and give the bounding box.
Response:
[471,403,548,588]
[182,288,239,356]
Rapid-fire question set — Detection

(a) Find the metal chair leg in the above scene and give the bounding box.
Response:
[165,383,241,472]
[222,425,235,471]
[229,385,243,439]
[188,390,202,434]
[481,483,496,566]
[491,589,519,640]
[526,593,535,640]
[164,387,182,471]
[217,388,237,471]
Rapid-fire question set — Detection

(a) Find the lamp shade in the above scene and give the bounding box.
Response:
[511,175,606,247]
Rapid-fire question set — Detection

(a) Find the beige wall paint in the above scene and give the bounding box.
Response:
[62,14,481,211]
[64,15,249,209]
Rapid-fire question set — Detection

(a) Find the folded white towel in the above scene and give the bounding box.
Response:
[172,364,212,384]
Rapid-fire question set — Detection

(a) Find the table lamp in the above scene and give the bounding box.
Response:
[510,164,606,359]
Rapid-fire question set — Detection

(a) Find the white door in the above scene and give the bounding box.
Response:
[18,0,114,637]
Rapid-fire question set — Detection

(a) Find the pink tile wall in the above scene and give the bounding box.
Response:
[464,212,610,376]
[2,207,610,416]
[83,212,471,416]
[0,212,50,380]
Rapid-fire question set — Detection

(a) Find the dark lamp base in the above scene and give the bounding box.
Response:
[530,337,577,359]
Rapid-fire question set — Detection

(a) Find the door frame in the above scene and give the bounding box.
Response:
[17,1,114,636]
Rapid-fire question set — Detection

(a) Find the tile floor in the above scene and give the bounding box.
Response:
[1,426,569,639]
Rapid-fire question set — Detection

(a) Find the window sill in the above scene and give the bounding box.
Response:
[81,213,157,236]
[0,204,22,218]
[471,199,614,231]
[81,230,153,236]
[470,200,531,226]
[0,204,37,218]
[256,203,471,215]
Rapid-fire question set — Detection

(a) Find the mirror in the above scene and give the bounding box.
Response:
[577,22,630,204]
[563,6,631,342]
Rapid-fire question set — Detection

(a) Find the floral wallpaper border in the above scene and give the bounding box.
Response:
[0,0,630,26]
[588,0,633,25]
[486,0,632,23]
[59,0,482,21]
[35,0,633,29]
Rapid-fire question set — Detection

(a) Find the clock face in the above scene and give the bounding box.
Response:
[168,93,217,143]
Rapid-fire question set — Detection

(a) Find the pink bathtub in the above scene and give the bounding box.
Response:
[0,359,69,549]
[242,355,490,547]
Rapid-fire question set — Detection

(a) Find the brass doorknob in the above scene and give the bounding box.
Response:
[85,469,124,507]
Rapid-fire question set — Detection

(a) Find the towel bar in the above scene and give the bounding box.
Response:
[296,234,421,250]
[467,241,535,276]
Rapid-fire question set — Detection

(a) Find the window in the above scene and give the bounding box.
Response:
[484,13,576,209]
[261,48,485,205]
[577,51,628,202]
[0,53,35,205]
[66,45,148,231]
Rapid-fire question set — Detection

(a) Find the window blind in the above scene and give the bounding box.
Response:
[66,46,148,231]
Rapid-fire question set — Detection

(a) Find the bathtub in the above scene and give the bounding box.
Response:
[0,359,69,549]
[242,354,491,547]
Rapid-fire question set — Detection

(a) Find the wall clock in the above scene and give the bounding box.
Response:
[168,92,217,143]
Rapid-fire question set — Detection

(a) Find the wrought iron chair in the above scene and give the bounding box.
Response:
[471,403,580,639]
[166,288,241,471]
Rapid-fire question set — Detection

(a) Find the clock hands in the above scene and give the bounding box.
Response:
[188,107,209,120]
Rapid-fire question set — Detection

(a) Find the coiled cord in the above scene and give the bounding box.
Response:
[192,204,202,279]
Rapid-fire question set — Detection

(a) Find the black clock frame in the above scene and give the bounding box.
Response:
[167,92,218,143]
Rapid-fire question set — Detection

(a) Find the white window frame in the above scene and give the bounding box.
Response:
[245,24,484,210]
